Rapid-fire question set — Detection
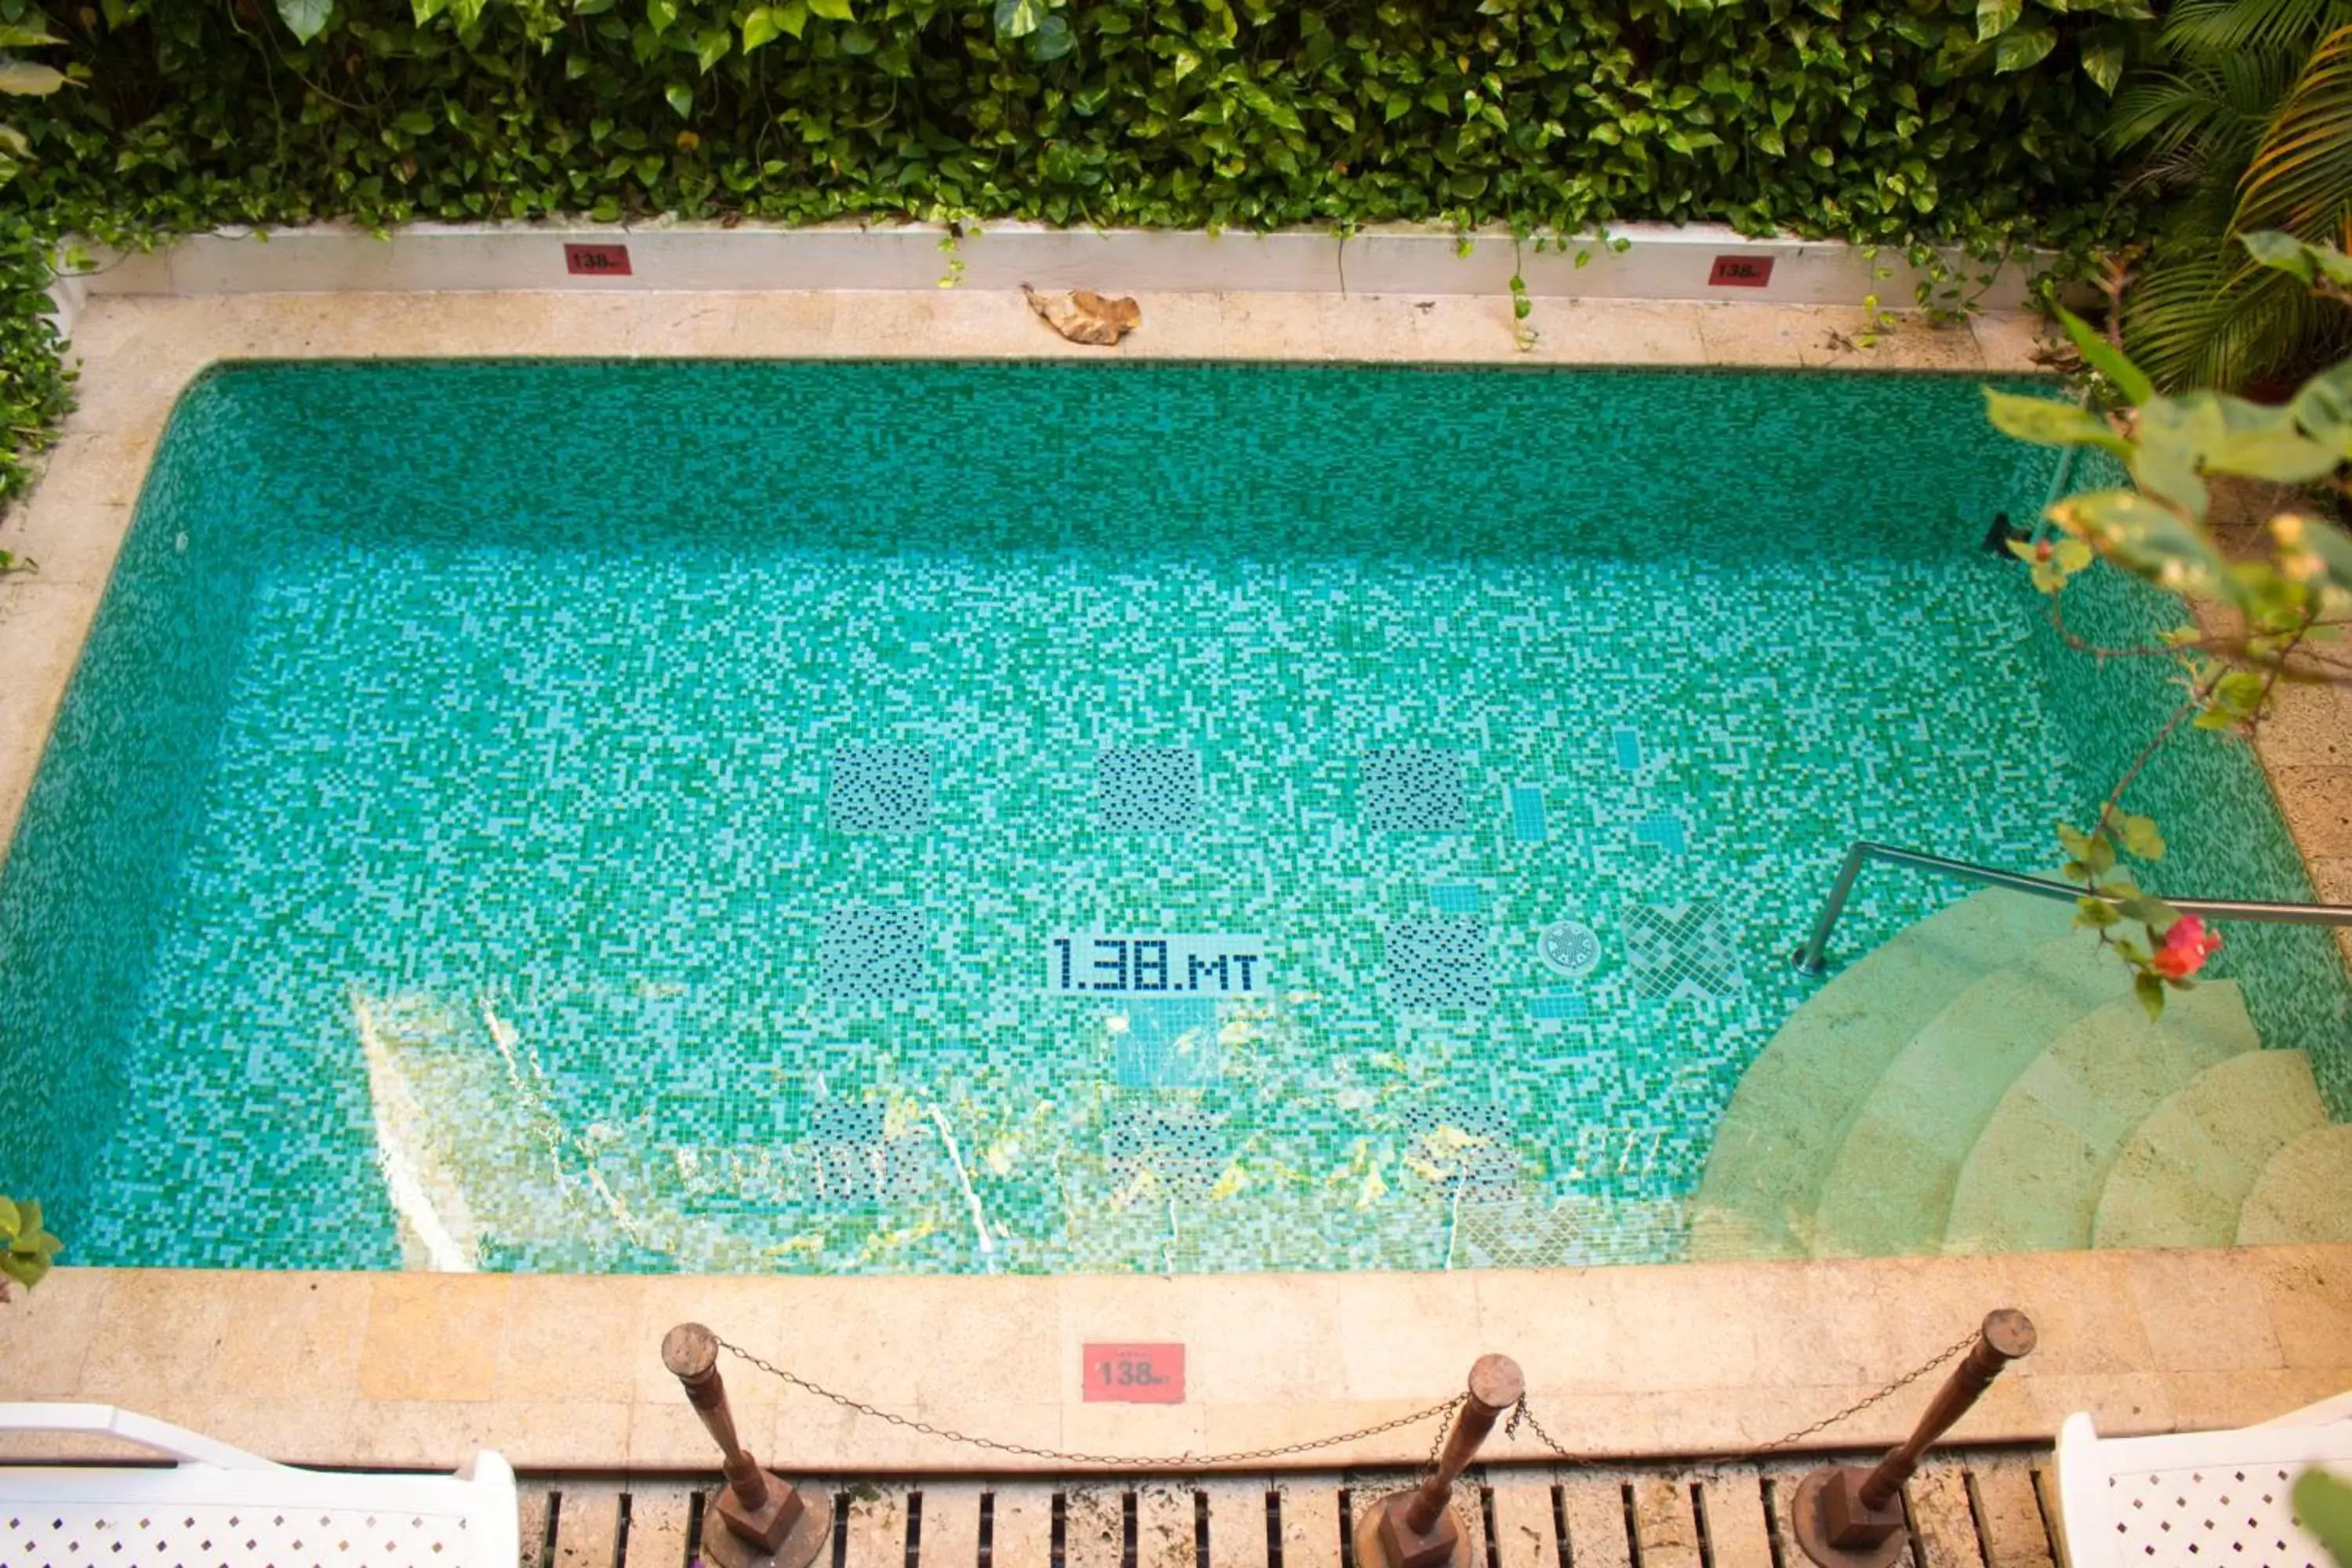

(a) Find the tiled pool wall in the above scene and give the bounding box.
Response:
[9,359,2314,1277]
[2016,456,2352,1117]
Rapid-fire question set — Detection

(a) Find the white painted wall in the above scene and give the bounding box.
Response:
[53,219,2038,310]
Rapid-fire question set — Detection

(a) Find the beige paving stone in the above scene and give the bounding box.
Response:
[1531,299,1712,365]
[2157,1363,2352,1429]
[201,1396,363,1465]
[204,1271,372,1399]
[2252,679,2352,769]
[358,1272,514,1401]
[1336,1271,1486,1401]
[346,1397,498,1467]
[2270,766,2352,857]
[1737,1255,1968,1387]
[1994,1250,2156,1377]
[498,1274,646,1402]
[75,1268,234,1404]
[1971,312,2053,373]
[2250,1244,2352,1365]
[2120,1249,2286,1372]
[2016,1370,2176,1436]
[0,1265,112,1399]
[1595,1262,1762,1393]
[1473,1265,1617,1390]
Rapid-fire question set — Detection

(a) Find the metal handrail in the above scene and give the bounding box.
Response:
[1792,839,2352,975]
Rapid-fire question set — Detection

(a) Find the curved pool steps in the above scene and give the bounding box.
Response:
[2092,1050,2327,1250]
[1806,927,2122,1258]
[1940,982,2256,1256]
[2238,1123,2352,1243]
[1687,886,2078,1261]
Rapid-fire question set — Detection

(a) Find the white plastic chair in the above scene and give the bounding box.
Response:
[2056,1403,2352,1568]
[0,1403,519,1568]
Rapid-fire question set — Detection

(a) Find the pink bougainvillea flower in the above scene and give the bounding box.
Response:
[2152,916,2223,981]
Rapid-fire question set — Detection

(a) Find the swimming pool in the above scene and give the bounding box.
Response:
[2,359,2342,1274]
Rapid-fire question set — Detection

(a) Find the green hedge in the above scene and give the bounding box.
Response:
[0,0,2147,495]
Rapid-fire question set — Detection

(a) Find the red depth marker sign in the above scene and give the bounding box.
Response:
[564,242,633,277]
[1708,255,1774,288]
[1083,1343,1185,1403]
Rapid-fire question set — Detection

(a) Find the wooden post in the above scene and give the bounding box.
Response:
[1353,1355,1527,1568]
[662,1322,833,1568]
[1791,1310,2037,1568]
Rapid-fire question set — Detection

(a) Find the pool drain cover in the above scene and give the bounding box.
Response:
[1537,920,1601,978]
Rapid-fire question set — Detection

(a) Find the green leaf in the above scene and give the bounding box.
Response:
[645,0,675,31]
[0,58,67,92]
[2078,25,2125,94]
[1992,25,2056,71]
[992,0,1040,33]
[0,1197,18,1240]
[1030,13,1073,58]
[665,81,692,117]
[2118,891,2183,927]
[740,6,779,49]
[2135,971,2166,1022]
[270,0,332,41]
[1974,0,2019,41]
[695,25,730,69]
[2056,307,2152,405]
[2076,894,2122,928]
[2291,1472,2352,1568]
[772,0,805,35]
[1983,388,2126,452]
[0,25,64,45]
[2114,811,2167,861]
[2048,489,2233,593]
[807,0,852,16]
[0,124,24,158]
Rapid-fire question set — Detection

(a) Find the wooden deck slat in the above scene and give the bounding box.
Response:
[1137,1482,1197,1568]
[1910,1467,1989,1568]
[844,1483,913,1568]
[990,1485,1058,1568]
[1063,1484,1127,1568]
[1630,1475,1702,1568]
[1557,1474,1635,1568]
[1201,1478,1269,1568]
[550,1481,623,1568]
[1490,1479,1561,1568]
[919,1484,983,1568]
[622,1483,695,1568]
[1969,1462,2056,1568]
[517,1490,553,1568]
[1691,1468,1775,1568]
[1277,1477,1343,1568]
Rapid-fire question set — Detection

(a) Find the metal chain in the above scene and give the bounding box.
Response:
[1751,1326,1981,1454]
[717,1322,1980,1475]
[717,1336,1463,1470]
[1498,1327,1984,1466]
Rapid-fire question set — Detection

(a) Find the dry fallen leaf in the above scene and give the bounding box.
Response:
[1023,285,1142,346]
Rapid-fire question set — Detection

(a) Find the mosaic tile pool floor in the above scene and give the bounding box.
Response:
[0,359,2304,1274]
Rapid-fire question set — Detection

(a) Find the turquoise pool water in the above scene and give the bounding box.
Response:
[2,360,2340,1274]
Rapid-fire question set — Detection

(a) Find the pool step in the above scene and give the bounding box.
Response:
[1941,982,2256,1255]
[1806,930,2120,1258]
[1702,877,2346,1262]
[2238,1123,2352,1243]
[1687,887,2079,1261]
[2092,1050,2328,1249]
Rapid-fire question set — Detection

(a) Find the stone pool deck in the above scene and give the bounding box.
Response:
[1,291,2347,1475]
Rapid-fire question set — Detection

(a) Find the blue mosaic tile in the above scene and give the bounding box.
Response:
[1359,746,1468,833]
[1113,998,1221,1088]
[827,745,932,835]
[1624,902,1744,1004]
[1634,812,1688,855]
[821,905,927,1001]
[1508,785,1548,842]
[1612,728,1643,771]
[1429,883,1483,914]
[1530,990,1589,1021]
[1097,746,1201,833]
[1385,913,1495,1012]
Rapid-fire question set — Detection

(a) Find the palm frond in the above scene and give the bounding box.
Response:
[2234,25,2352,234]
[2161,0,2352,57]
[2123,241,2352,387]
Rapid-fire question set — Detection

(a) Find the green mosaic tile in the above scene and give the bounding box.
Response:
[2,358,2336,1276]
